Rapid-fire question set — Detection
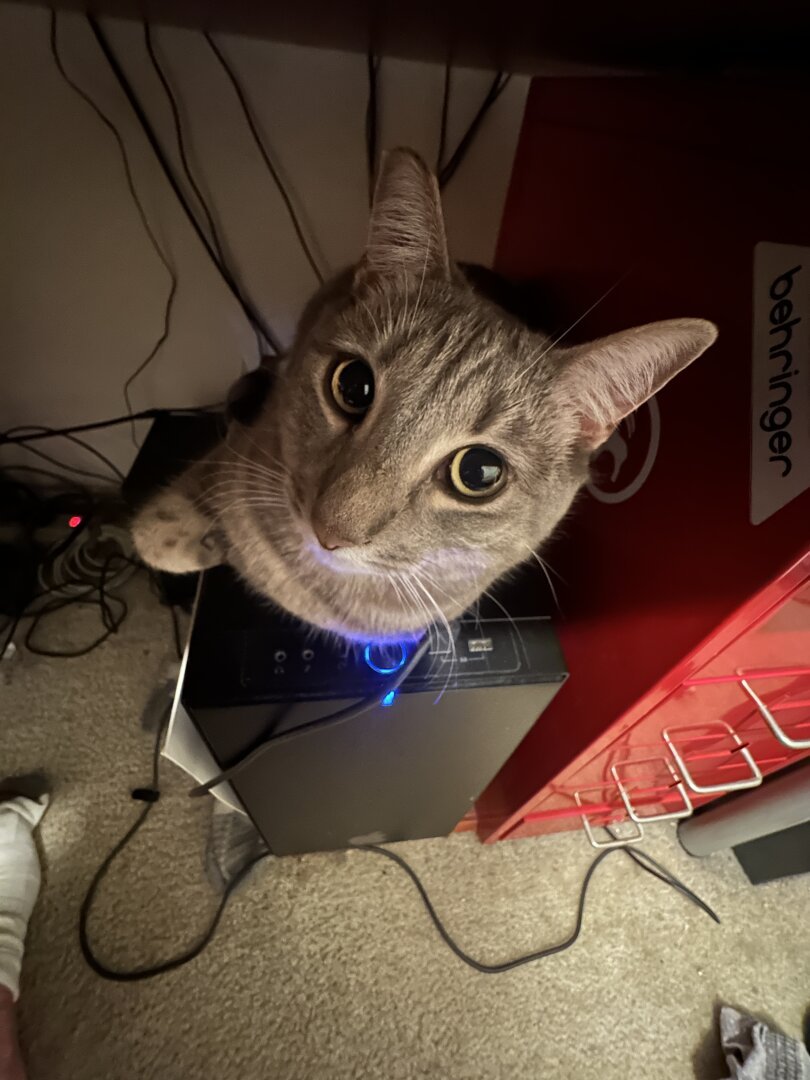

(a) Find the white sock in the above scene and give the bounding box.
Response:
[0,795,48,1001]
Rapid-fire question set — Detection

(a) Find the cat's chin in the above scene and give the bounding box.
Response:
[225,504,475,641]
[280,582,452,644]
[281,563,464,642]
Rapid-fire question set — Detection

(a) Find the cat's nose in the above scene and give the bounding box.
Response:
[314,524,352,551]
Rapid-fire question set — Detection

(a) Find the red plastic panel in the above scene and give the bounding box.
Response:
[475,75,810,843]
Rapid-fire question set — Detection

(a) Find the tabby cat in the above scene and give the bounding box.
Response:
[131,148,717,641]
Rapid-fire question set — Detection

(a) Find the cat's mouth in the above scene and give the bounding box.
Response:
[304,532,390,577]
[244,498,477,637]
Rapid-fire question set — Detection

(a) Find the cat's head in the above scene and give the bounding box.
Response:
[132,149,717,640]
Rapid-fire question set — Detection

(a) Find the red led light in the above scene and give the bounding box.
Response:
[68,515,83,529]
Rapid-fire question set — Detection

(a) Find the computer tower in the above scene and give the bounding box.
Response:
[182,565,567,855]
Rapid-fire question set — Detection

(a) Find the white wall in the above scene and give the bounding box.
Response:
[0,3,528,478]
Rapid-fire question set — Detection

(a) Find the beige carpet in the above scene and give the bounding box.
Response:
[1,580,808,1080]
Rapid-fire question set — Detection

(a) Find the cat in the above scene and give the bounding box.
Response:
[131,147,717,642]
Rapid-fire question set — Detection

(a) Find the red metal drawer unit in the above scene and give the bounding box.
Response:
[468,76,810,847]
[489,569,810,846]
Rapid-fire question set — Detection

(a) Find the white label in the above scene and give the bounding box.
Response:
[751,242,810,524]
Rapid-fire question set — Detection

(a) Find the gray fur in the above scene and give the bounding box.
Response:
[131,149,717,640]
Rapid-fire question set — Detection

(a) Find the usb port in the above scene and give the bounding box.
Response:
[467,638,493,653]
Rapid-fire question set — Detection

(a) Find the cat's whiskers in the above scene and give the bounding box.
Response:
[194,483,288,510]
[200,484,287,509]
[214,456,288,482]
[521,543,562,614]
[201,471,287,491]
[218,448,289,474]
[412,566,469,659]
[388,572,424,643]
[507,271,631,390]
[394,571,428,630]
[188,477,288,512]
[356,297,382,341]
[221,437,291,479]
[407,570,456,702]
[383,286,394,337]
[393,571,438,666]
[233,428,292,476]
[203,497,288,515]
[479,587,529,667]
[207,467,288,491]
[399,266,411,329]
[385,572,407,612]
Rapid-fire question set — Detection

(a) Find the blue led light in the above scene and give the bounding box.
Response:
[364,641,407,675]
[380,690,397,707]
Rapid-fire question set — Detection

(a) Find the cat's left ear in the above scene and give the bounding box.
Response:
[356,148,450,286]
[556,318,718,449]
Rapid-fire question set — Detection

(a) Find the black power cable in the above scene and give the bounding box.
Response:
[202,32,325,287]
[49,10,179,445]
[360,838,719,975]
[142,22,267,361]
[438,71,511,190]
[365,51,380,199]
[143,23,228,268]
[3,425,125,482]
[85,13,281,356]
[366,56,511,191]
[188,635,433,798]
[0,406,219,446]
[79,704,271,983]
[4,438,116,487]
[78,694,719,983]
[436,61,451,175]
[0,464,83,486]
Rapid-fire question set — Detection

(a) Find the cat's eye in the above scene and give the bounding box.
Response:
[448,446,506,499]
[330,357,375,417]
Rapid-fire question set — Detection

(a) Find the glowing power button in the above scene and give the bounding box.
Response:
[363,642,407,675]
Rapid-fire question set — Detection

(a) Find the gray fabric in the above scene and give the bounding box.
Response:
[205,802,267,892]
[721,1007,810,1080]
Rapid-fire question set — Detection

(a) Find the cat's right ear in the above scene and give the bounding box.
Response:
[356,148,450,286]
[553,318,718,450]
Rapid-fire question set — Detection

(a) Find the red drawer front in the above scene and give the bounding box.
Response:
[695,576,810,679]
[502,664,810,843]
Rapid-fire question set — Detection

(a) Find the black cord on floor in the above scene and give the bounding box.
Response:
[13,552,134,659]
[81,767,720,983]
[203,32,325,287]
[79,704,271,982]
[79,671,719,984]
[359,840,719,975]
[2,577,104,660]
